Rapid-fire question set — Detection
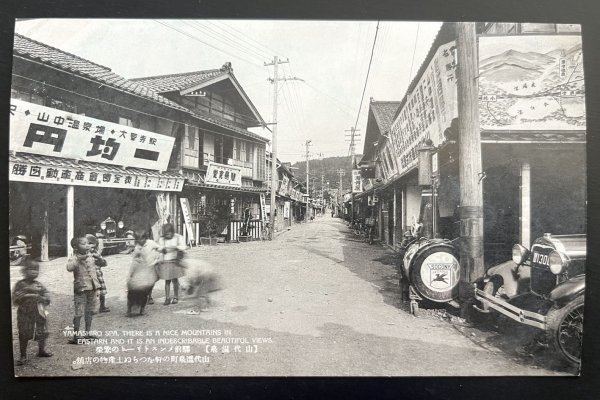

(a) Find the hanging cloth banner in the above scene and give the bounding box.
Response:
[179,197,196,245]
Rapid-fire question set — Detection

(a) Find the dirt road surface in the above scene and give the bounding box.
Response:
[11,215,573,376]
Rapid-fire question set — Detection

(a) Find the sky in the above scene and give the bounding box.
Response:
[14,19,442,163]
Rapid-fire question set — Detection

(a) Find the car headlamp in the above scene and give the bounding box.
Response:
[118,220,124,229]
[549,250,569,274]
[512,244,530,265]
[100,222,107,230]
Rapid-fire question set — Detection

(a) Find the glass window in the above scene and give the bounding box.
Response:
[520,23,557,33]
[186,126,197,150]
[119,117,134,127]
[556,24,581,33]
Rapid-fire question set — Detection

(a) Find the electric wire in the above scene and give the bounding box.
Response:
[12,72,270,145]
[349,21,380,156]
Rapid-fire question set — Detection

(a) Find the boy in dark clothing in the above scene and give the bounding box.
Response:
[86,234,110,312]
[12,259,53,366]
[66,236,101,344]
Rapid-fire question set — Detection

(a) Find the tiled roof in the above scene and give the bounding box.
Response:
[370,101,402,134]
[13,34,268,143]
[13,33,188,113]
[129,69,226,93]
[10,152,185,178]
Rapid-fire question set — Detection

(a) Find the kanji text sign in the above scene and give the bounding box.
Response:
[205,161,242,187]
[10,99,176,171]
[9,160,184,191]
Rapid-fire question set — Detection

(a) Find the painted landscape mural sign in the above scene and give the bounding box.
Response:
[479,35,585,131]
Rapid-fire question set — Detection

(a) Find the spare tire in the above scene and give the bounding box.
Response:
[408,240,460,302]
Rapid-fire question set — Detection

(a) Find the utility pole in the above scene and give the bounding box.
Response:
[456,22,484,312]
[336,168,345,217]
[345,127,361,221]
[265,56,303,236]
[304,139,312,222]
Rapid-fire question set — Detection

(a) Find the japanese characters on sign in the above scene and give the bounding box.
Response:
[205,161,242,187]
[179,198,196,244]
[352,170,362,193]
[478,35,585,131]
[278,175,290,196]
[9,160,184,191]
[10,99,176,171]
[389,41,458,176]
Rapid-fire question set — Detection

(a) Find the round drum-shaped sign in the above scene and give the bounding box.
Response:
[410,244,460,302]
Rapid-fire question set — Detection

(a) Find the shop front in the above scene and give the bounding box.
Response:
[182,162,266,243]
[9,99,184,259]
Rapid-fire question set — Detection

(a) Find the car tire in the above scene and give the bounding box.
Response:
[545,294,584,367]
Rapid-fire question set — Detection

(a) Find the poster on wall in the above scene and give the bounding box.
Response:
[479,35,585,131]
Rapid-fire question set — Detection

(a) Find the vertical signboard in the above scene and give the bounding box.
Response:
[284,201,290,219]
[260,193,268,225]
[179,198,195,245]
[352,169,362,193]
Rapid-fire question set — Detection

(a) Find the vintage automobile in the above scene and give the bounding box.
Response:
[94,217,135,255]
[474,233,585,366]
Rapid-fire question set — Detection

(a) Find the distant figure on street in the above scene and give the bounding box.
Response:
[86,234,110,313]
[157,223,187,305]
[66,236,100,344]
[126,229,160,317]
[12,259,52,365]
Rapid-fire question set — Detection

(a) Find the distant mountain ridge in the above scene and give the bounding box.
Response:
[291,155,359,194]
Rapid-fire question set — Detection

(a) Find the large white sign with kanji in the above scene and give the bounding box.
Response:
[10,99,176,171]
[9,160,184,191]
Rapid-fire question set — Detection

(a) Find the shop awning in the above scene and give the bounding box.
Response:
[9,152,185,192]
[185,176,267,194]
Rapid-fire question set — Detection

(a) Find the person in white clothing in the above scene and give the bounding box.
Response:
[156,223,187,305]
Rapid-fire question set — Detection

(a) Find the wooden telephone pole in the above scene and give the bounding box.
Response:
[345,127,360,221]
[456,22,484,306]
[265,56,303,234]
[304,139,312,222]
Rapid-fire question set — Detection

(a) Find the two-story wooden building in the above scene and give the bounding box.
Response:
[130,64,270,243]
[359,23,586,267]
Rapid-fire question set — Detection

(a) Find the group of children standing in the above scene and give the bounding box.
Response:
[12,223,187,366]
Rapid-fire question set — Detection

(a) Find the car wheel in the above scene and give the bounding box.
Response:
[545,294,584,367]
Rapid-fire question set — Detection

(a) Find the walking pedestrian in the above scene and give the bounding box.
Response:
[126,229,160,317]
[86,234,110,313]
[157,223,187,305]
[66,236,100,344]
[12,259,53,366]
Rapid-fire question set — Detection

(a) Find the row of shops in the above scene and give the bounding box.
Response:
[9,33,310,260]
[355,22,586,268]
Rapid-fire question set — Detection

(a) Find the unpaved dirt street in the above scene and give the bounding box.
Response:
[11,216,570,376]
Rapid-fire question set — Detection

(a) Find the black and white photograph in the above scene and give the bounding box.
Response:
[7,17,589,379]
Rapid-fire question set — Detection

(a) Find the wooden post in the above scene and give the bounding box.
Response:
[41,204,49,262]
[393,186,397,248]
[66,185,74,258]
[520,161,531,248]
[456,22,484,302]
